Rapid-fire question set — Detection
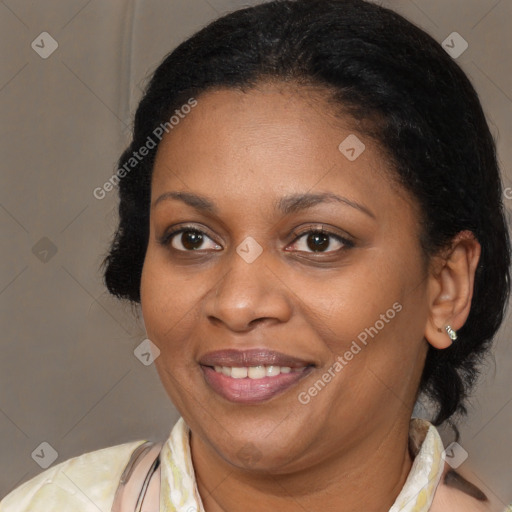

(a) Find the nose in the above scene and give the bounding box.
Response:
[204,244,293,332]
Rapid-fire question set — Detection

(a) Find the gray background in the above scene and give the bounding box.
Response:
[1,0,511,506]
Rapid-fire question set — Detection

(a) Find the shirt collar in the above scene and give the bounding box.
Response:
[389,418,445,511]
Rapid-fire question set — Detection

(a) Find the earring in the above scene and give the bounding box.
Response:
[445,325,457,341]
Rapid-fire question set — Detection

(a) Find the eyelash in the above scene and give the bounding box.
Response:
[158,224,354,255]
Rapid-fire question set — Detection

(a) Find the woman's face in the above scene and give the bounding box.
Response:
[141,83,431,472]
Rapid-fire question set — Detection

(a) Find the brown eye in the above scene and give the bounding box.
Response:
[161,226,222,252]
[174,230,205,250]
[288,229,352,254]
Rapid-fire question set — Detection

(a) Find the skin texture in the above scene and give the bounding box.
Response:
[140,82,481,511]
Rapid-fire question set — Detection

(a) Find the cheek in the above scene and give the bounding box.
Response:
[140,257,167,339]
[318,261,404,343]
[314,248,427,387]
[140,250,215,365]
[140,252,188,347]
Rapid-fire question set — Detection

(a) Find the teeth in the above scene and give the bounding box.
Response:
[248,366,266,379]
[231,367,248,379]
[266,365,280,377]
[213,365,300,378]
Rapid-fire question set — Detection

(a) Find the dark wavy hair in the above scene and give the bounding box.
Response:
[102,0,510,425]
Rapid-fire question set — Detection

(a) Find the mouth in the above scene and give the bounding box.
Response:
[199,348,315,404]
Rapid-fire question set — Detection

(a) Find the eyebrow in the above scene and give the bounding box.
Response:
[152,191,375,219]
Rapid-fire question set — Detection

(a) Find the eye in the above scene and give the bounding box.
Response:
[159,224,354,254]
[287,227,353,254]
[160,226,221,252]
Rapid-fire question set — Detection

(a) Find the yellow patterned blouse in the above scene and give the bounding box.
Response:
[0,417,508,511]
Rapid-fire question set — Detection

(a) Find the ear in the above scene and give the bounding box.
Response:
[425,231,481,349]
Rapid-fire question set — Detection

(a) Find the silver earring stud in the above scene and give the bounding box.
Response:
[445,325,457,341]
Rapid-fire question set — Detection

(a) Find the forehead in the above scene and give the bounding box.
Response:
[155,83,349,164]
[151,84,412,218]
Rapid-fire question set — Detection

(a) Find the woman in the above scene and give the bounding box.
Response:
[1,0,510,510]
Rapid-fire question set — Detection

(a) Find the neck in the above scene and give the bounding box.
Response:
[191,418,414,512]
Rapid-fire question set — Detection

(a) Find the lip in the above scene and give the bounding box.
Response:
[199,348,315,404]
[199,348,314,368]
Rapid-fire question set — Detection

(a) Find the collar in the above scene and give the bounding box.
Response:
[159,417,445,512]
[389,418,445,511]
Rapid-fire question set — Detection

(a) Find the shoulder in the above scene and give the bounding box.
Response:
[0,439,147,512]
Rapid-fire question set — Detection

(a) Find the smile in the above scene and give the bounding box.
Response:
[199,348,315,403]
[212,365,301,378]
